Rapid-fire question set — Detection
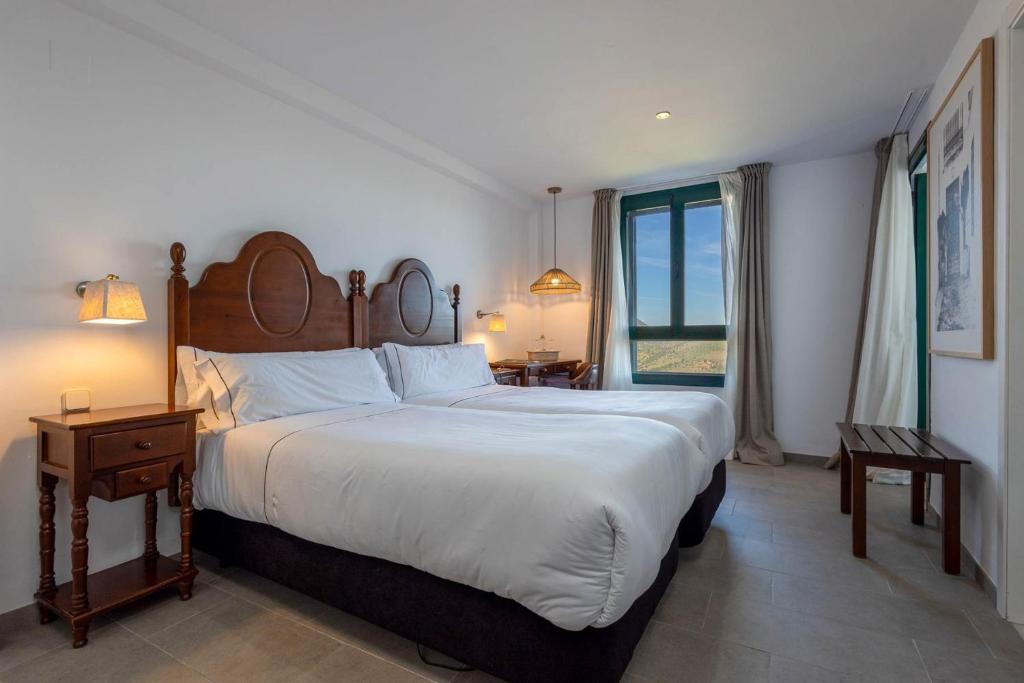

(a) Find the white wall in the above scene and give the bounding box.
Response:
[908,0,1016,610]
[771,154,876,456]
[537,153,876,456]
[0,0,536,615]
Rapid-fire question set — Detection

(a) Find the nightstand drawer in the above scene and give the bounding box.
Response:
[91,422,187,470]
[114,462,168,498]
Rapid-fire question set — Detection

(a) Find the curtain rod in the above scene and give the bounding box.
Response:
[619,169,734,195]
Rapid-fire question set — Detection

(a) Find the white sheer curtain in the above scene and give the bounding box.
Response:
[718,171,743,416]
[852,134,917,482]
[602,190,633,390]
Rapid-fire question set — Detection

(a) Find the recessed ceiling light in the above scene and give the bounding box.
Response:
[655,111,672,120]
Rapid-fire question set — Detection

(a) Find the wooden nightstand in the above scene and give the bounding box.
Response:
[29,403,204,648]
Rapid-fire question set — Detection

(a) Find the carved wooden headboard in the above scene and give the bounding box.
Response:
[367,258,460,348]
[166,231,367,403]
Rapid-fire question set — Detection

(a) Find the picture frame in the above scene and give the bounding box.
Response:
[927,37,994,359]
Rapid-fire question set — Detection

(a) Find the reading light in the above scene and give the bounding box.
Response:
[476,310,507,333]
[655,111,672,120]
[76,274,147,325]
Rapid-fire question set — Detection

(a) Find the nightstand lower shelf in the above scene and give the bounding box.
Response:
[36,555,196,642]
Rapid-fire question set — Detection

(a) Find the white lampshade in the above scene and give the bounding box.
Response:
[78,275,147,325]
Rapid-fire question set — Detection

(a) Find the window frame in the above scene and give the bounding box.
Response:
[620,181,726,387]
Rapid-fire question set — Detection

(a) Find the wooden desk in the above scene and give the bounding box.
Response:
[29,403,203,647]
[490,359,581,387]
[836,423,971,574]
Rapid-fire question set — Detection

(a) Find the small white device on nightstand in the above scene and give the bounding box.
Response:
[61,389,91,414]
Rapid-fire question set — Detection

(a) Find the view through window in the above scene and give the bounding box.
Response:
[622,182,727,385]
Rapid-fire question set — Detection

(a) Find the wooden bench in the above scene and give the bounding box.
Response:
[836,423,971,575]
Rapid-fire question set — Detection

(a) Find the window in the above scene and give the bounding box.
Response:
[620,182,726,386]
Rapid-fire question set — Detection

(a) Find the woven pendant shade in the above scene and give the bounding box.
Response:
[530,267,581,295]
[531,186,580,296]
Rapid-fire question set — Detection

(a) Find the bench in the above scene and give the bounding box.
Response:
[835,423,971,575]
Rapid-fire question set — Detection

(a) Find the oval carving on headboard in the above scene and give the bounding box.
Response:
[248,246,312,337]
[398,268,433,337]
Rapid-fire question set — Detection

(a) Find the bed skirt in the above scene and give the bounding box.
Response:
[192,460,726,682]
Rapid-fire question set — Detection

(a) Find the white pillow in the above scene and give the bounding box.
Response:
[384,342,494,399]
[380,342,461,396]
[195,348,396,433]
[176,346,217,429]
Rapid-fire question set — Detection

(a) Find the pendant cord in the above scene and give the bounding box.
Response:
[553,191,558,269]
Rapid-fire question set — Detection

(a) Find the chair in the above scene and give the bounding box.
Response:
[568,362,598,390]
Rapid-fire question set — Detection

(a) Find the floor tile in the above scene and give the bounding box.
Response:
[968,612,1024,663]
[701,594,929,682]
[888,568,996,615]
[1,623,208,683]
[208,566,332,622]
[672,558,774,605]
[651,580,711,631]
[712,512,773,542]
[291,640,429,682]
[768,655,860,682]
[0,603,75,674]
[299,605,459,682]
[148,596,340,683]
[916,639,1024,682]
[771,572,989,655]
[627,620,770,683]
[113,580,230,638]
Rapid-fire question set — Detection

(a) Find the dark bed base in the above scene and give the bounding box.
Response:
[193,460,725,682]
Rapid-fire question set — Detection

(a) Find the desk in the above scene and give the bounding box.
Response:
[489,359,581,387]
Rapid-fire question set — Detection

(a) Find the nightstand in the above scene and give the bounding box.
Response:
[29,403,203,648]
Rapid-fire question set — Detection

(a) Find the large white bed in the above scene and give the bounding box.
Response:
[194,402,703,630]
[404,384,734,488]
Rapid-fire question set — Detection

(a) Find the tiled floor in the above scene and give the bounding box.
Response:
[3,460,1023,682]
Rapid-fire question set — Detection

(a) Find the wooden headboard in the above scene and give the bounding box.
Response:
[166,231,367,403]
[367,258,460,348]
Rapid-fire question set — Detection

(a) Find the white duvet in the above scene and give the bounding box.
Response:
[406,385,734,487]
[194,403,703,630]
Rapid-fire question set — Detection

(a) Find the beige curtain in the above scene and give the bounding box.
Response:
[586,189,616,382]
[825,137,894,469]
[586,189,632,390]
[733,163,784,466]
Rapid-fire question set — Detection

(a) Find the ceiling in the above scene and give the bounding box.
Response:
[155,0,977,199]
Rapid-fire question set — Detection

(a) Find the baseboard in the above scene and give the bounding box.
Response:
[927,502,998,607]
[784,451,829,466]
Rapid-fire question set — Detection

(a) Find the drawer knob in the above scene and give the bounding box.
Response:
[136,441,153,450]
[138,475,153,485]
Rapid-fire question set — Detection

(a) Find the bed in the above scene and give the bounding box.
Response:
[368,258,732,539]
[170,232,725,682]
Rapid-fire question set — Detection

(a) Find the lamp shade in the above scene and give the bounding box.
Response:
[487,313,507,332]
[529,267,581,295]
[78,275,147,324]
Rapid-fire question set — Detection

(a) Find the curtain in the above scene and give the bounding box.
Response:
[852,134,918,483]
[719,171,742,421]
[732,163,784,466]
[586,189,632,390]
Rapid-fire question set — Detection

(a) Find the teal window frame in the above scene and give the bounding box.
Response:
[910,136,929,430]
[620,181,726,387]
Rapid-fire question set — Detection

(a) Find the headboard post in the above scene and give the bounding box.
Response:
[452,284,461,343]
[349,270,369,347]
[167,242,190,405]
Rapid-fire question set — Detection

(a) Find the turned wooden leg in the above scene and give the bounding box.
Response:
[851,457,867,559]
[37,472,57,623]
[72,622,89,649]
[911,472,925,525]
[942,464,962,575]
[144,491,158,561]
[70,498,89,614]
[840,442,851,514]
[178,471,195,600]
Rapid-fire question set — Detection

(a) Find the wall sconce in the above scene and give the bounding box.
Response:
[76,274,147,325]
[476,310,506,333]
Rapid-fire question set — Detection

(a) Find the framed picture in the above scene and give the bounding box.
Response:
[928,37,994,359]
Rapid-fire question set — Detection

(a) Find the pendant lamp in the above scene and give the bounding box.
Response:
[530,186,581,295]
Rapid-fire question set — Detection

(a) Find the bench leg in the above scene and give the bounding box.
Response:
[840,442,851,515]
[911,472,925,525]
[941,465,961,575]
[851,457,867,559]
